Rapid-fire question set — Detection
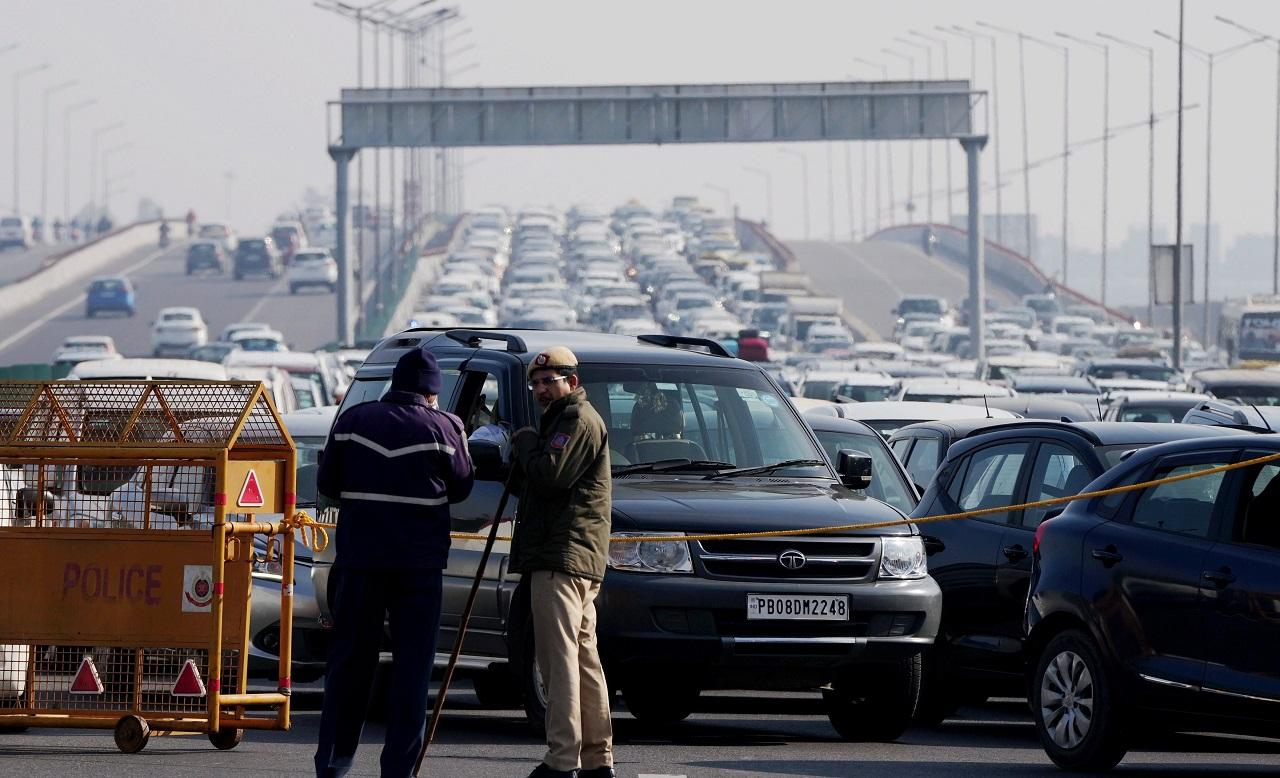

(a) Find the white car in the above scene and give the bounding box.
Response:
[287,249,338,294]
[220,321,275,342]
[229,328,288,352]
[52,335,118,366]
[0,215,32,250]
[895,377,1015,403]
[151,307,208,357]
[198,221,238,255]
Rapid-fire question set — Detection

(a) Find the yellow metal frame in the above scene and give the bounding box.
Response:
[0,380,297,749]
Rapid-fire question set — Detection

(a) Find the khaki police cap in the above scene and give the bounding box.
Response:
[528,346,579,376]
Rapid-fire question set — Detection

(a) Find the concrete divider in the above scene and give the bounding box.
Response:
[0,221,167,319]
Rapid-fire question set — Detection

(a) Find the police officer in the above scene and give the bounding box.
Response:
[314,347,474,778]
[510,347,615,778]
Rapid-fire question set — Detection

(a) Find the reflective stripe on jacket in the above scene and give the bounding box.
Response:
[318,390,474,569]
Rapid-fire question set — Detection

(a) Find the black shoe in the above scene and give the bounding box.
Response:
[578,768,616,778]
[527,764,576,778]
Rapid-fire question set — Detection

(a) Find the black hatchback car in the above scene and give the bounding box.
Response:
[1026,435,1280,771]
[903,420,1240,723]
[233,236,282,280]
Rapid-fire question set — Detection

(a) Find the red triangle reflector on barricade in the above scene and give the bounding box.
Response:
[69,657,103,695]
[238,468,265,507]
[171,659,207,697]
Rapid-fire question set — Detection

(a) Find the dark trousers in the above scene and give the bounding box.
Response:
[314,567,443,778]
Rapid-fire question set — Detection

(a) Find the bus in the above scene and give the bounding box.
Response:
[1219,296,1280,365]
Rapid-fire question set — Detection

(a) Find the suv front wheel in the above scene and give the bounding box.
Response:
[621,675,699,727]
[1031,629,1128,772]
[823,654,921,742]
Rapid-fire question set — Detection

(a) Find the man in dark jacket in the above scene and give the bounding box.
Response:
[313,347,474,778]
[510,346,614,778]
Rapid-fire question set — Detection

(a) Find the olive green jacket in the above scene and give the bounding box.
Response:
[509,387,612,582]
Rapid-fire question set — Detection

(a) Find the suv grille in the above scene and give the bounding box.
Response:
[696,537,879,581]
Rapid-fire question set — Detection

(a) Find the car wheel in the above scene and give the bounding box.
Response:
[519,624,548,739]
[1032,629,1128,772]
[823,654,921,742]
[471,666,521,709]
[912,647,964,727]
[621,676,699,727]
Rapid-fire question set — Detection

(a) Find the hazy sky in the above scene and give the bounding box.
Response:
[8,0,1280,258]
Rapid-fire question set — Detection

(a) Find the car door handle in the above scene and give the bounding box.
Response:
[1091,546,1124,566]
[922,536,945,555]
[1001,544,1028,562]
[1201,568,1236,588]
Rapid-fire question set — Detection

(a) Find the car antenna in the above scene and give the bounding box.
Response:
[982,394,991,419]
[1251,404,1273,433]
[1096,397,1103,420]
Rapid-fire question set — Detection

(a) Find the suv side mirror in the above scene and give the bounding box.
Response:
[836,449,873,490]
[470,439,509,482]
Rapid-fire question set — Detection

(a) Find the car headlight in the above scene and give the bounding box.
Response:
[879,536,927,580]
[608,532,693,574]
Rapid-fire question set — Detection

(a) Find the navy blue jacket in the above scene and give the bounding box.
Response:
[318,391,474,569]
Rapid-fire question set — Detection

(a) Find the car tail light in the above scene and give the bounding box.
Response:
[1034,521,1051,556]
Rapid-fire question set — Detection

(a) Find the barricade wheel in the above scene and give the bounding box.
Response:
[208,727,244,750]
[114,715,150,754]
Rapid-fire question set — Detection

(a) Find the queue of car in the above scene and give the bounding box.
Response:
[13,198,1280,771]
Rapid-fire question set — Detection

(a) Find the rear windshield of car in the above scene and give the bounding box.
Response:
[898,298,943,315]
[1088,364,1175,382]
[294,253,328,263]
[241,239,267,251]
[1211,386,1280,406]
[92,280,125,292]
[0,217,21,228]
[189,244,216,254]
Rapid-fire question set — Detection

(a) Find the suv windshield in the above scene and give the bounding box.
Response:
[579,364,825,475]
[898,298,943,316]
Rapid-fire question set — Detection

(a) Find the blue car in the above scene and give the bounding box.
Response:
[85,275,135,318]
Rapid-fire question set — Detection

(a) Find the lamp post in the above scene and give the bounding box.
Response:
[1098,32,1155,325]
[40,79,76,233]
[704,182,732,217]
[1154,29,1263,343]
[1216,15,1280,296]
[1016,33,1066,288]
[779,148,810,240]
[62,98,94,227]
[946,25,1004,243]
[882,48,917,222]
[852,57,889,232]
[101,142,131,213]
[104,170,133,215]
[911,30,955,226]
[978,21,1034,261]
[897,36,936,227]
[743,166,773,226]
[1057,33,1110,305]
[12,62,51,214]
[88,121,123,215]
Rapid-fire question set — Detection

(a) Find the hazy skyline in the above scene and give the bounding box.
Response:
[8,0,1280,271]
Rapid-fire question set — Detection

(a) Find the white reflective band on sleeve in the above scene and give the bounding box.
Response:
[333,432,457,458]
[341,491,450,506]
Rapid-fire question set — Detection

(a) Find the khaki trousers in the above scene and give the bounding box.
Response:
[530,570,614,772]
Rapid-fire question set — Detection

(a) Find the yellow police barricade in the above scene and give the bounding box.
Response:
[0,380,298,753]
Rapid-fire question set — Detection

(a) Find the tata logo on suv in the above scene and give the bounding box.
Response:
[778,549,807,570]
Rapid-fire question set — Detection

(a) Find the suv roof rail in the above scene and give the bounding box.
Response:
[961,419,1103,445]
[637,334,732,358]
[444,329,528,353]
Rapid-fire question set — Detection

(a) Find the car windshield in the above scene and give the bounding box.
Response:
[801,380,838,400]
[1,217,21,227]
[578,364,826,475]
[293,435,325,505]
[811,429,916,512]
[1213,386,1280,406]
[1089,364,1174,382]
[898,298,943,316]
[836,384,895,402]
[163,312,194,322]
[93,280,124,292]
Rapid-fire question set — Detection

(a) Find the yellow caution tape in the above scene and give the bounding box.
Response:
[316,450,1280,545]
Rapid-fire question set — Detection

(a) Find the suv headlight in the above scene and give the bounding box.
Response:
[879,536,927,580]
[608,532,693,574]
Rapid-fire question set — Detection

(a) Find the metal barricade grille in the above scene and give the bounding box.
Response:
[0,644,241,715]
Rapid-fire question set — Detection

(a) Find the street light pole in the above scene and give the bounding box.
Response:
[743,166,774,226]
[88,121,123,216]
[948,25,1004,243]
[852,57,888,233]
[897,37,936,227]
[779,148,810,240]
[40,78,76,233]
[912,30,955,226]
[704,182,732,216]
[1057,34,1110,304]
[1216,15,1280,295]
[1099,32,1155,325]
[12,62,51,214]
[882,48,918,223]
[979,22,1033,260]
[101,142,131,215]
[62,97,95,227]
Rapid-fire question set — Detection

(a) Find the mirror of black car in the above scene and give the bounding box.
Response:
[470,439,508,481]
[836,449,873,490]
